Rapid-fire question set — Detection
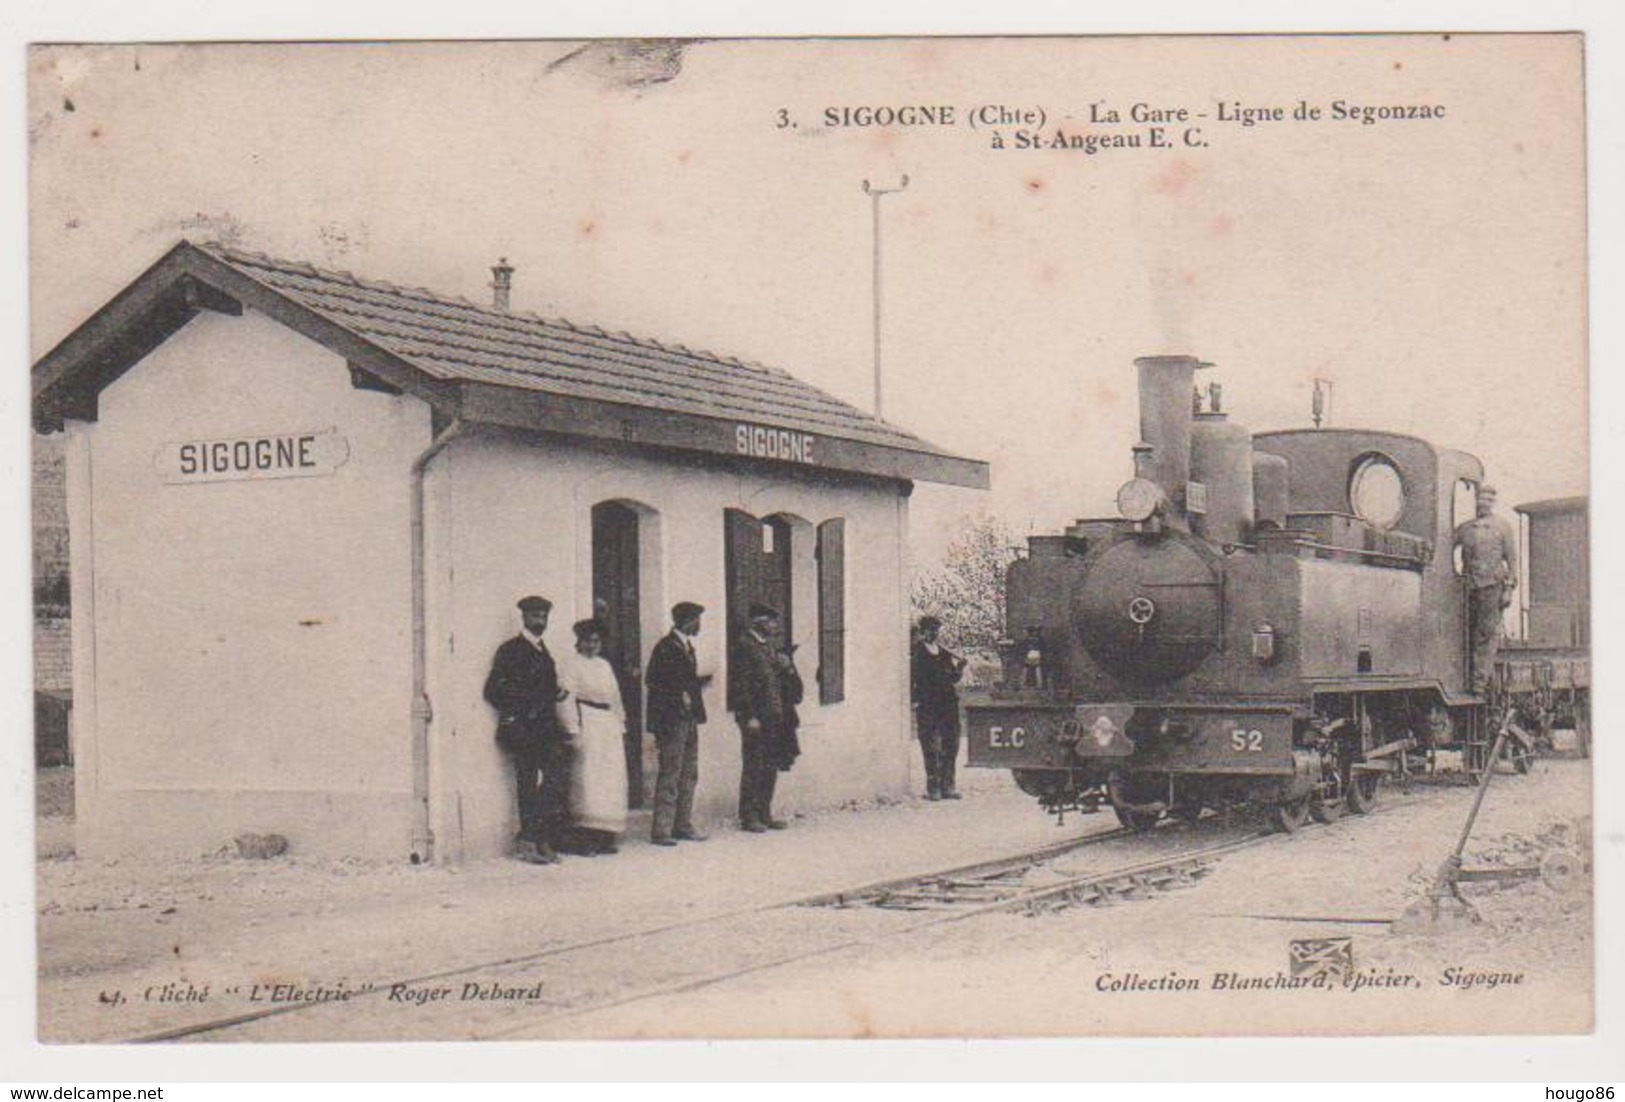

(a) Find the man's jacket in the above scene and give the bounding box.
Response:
[483,635,563,750]
[646,631,708,732]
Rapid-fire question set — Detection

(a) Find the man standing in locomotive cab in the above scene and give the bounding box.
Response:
[1454,484,1519,694]
[483,595,572,865]
[912,615,968,800]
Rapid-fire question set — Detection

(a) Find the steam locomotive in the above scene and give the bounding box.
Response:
[964,354,1582,832]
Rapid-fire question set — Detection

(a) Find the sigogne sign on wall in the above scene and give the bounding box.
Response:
[158,427,350,485]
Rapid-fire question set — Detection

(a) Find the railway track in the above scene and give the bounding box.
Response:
[806,827,1266,914]
[477,825,1280,1040]
[127,814,1289,1043]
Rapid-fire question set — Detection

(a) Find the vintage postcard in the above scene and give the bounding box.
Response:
[27,33,1590,1046]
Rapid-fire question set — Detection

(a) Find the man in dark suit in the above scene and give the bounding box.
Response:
[912,615,967,800]
[483,595,570,864]
[730,603,788,832]
[645,601,711,846]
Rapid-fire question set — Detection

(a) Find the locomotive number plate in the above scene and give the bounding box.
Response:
[1229,727,1267,752]
[1176,712,1295,773]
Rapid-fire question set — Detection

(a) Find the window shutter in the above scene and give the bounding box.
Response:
[817,518,846,704]
[724,509,764,714]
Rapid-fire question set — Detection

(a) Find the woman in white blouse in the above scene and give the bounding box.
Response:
[557,618,629,854]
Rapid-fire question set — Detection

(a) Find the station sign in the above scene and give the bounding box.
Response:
[734,421,818,465]
[158,428,350,485]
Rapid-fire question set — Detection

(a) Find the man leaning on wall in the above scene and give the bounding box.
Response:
[483,596,572,864]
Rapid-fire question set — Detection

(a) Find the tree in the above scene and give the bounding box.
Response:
[912,513,1019,655]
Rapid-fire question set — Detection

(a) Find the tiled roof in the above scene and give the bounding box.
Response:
[199,242,944,456]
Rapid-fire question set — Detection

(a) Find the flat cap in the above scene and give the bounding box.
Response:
[672,601,706,622]
[748,602,780,621]
[516,595,553,613]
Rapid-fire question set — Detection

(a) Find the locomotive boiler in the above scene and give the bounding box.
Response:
[965,354,1500,831]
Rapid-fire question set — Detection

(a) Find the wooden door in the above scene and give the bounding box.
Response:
[592,501,644,807]
[816,518,846,704]
[724,509,764,715]
[725,510,800,709]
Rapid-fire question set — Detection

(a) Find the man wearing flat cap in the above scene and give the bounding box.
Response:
[729,602,789,832]
[483,595,571,864]
[645,601,712,845]
[912,615,968,800]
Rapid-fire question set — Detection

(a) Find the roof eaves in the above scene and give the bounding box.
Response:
[180,244,459,408]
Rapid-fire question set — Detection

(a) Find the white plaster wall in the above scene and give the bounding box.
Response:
[424,432,915,862]
[74,309,431,858]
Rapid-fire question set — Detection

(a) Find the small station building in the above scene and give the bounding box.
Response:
[32,241,987,862]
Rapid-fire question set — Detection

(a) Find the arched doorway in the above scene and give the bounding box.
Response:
[592,500,647,807]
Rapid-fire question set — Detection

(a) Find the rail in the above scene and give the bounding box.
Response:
[128,817,1280,1043]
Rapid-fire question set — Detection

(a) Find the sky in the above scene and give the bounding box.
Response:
[28,34,1588,575]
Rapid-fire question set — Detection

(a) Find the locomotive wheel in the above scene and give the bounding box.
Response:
[1309,794,1344,824]
[1109,773,1165,832]
[1115,806,1163,833]
[1272,796,1311,833]
[1311,753,1347,824]
[1346,771,1382,815]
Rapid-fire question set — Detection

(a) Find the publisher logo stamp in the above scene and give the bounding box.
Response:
[1289,937,1354,982]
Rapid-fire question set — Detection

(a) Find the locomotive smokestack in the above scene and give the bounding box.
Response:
[1134,355,1210,510]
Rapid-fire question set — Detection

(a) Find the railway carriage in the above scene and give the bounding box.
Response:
[965,354,1545,832]
[1497,496,1591,762]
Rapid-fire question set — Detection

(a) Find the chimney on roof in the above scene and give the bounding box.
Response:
[490,257,514,311]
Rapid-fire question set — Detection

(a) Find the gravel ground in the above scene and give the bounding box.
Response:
[35,759,1592,1042]
[37,767,1093,1041]
[528,760,1592,1040]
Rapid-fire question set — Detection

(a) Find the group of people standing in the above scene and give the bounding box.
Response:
[483,595,804,865]
[486,481,1520,866]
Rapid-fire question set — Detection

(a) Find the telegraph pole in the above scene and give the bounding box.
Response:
[862,175,909,419]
